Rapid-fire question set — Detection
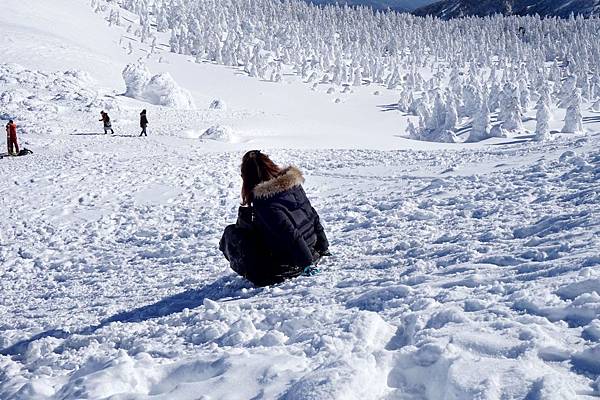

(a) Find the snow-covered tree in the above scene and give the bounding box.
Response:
[353,68,362,87]
[468,98,491,142]
[562,89,584,134]
[106,0,600,143]
[534,98,552,141]
[406,119,419,140]
[122,63,151,98]
[558,76,577,108]
[444,97,458,132]
[500,84,523,132]
[462,84,480,117]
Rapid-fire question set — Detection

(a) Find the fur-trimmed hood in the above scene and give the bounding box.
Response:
[253,166,305,200]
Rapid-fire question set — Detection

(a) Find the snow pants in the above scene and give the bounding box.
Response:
[104,124,114,134]
[7,133,19,154]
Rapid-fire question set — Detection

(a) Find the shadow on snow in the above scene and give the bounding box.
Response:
[0,275,252,358]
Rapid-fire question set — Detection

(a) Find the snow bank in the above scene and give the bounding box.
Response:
[122,63,195,109]
[0,63,99,134]
[200,125,234,142]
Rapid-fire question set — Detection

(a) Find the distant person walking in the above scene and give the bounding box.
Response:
[99,111,114,135]
[140,109,148,137]
[6,120,19,155]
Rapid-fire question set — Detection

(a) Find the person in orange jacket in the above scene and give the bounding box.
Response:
[6,120,19,155]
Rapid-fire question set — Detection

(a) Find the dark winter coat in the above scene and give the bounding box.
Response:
[140,113,148,128]
[100,113,111,127]
[219,166,329,286]
[252,166,329,268]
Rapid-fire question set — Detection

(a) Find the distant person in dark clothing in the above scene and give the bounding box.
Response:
[140,109,148,137]
[220,151,330,286]
[6,120,19,155]
[99,111,114,135]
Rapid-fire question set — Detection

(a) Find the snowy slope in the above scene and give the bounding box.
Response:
[1,0,600,399]
[0,0,470,150]
[2,126,600,399]
[1,0,128,86]
[414,0,600,18]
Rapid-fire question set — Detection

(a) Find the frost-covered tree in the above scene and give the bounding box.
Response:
[397,91,410,113]
[537,83,552,114]
[444,97,458,132]
[534,98,552,142]
[353,68,362,87]
[108,7,121,26]
[110,0,600,95]
[468,98,491,142]
[122,63,195,109]
[122,63,151,98]
[591,73,600,100]
[428,92,447,132]
[406,119,419,140]
[410,92,458,143]
[562,89,584,133]
[105,0,600,143]
[519,80,530,111]
[462,84,480,117]
[558,76,577,108]
[500,84,523,132]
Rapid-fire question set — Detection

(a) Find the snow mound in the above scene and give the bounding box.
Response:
[0,64,97,117]
[420,129,458,144]
[572,345,600,374]
[122,63,195,109]
[200,125,234,142]
[0,63,101,134]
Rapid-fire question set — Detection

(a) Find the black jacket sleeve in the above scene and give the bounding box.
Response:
[254,204,313,268]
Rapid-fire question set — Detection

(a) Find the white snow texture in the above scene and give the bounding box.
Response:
[123,63,196,109]
[1,0,600,399]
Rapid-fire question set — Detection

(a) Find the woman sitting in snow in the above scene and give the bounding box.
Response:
[220,150,329,286]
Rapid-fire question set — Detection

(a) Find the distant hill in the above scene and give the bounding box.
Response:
[413,0,600,19]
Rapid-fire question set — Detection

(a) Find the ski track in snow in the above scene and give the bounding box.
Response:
[1,133,600,398]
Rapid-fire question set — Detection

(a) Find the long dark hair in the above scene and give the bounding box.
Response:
[241,150,281,206]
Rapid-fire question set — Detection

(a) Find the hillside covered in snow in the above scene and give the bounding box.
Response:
[1,0,600,398]
[414,0,600,19]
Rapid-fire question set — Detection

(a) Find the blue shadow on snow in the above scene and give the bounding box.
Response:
[0,275,249,357]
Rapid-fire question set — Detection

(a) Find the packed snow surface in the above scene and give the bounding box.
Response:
[3,128,600,399]
[1,0,600,399]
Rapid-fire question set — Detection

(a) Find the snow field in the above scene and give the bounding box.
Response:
[2,135,600,398]
[1,0,600,398]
